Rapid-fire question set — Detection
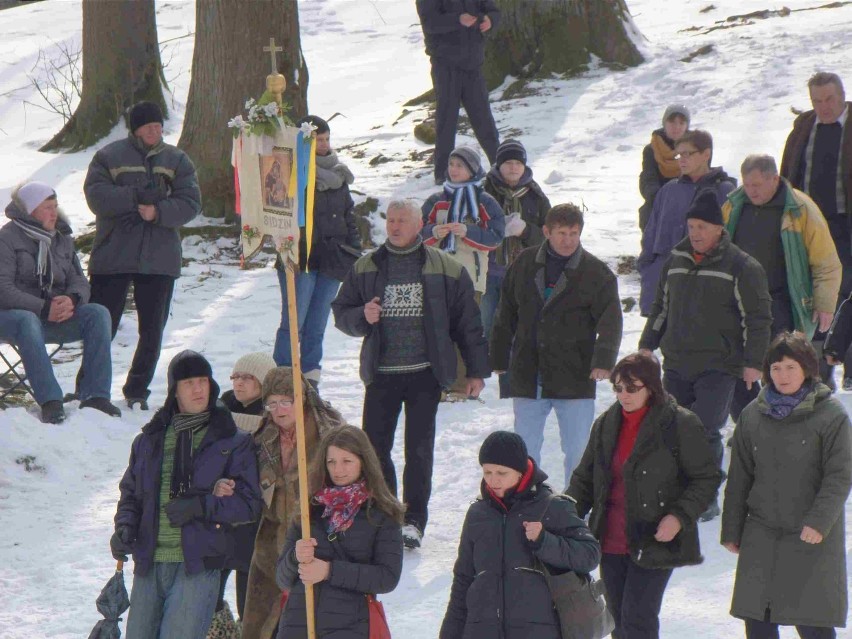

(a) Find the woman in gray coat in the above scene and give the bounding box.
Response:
[722,332,852,639]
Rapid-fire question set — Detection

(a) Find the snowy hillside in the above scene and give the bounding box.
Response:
[1,0,851,637]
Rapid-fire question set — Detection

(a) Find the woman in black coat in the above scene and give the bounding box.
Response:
[275,425,404,639]
[272,115,362,388]
[440,431,601,639]
[566,352,721,639]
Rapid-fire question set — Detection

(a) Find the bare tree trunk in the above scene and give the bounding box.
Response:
[178,0,309,220]
[483,0,643,88]
[41,0,166,152]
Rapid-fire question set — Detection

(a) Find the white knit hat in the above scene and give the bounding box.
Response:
[17,182,56,215]
[232,352,277,384]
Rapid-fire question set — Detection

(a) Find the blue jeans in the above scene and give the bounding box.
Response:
[125,562,220,639]
[513,391,595,483]
[0,304,112,404]
[273,269,341,375]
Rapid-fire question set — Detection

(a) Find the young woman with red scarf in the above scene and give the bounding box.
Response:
[440,431,601,639]
[275,425,405,639]
[566,352,721,639]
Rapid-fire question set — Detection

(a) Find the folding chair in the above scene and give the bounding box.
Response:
[0,341,64,402]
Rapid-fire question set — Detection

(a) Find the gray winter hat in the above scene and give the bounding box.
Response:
[449,145,484,179]
[662,104,691,127]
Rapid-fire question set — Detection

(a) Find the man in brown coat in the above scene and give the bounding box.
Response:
[780,71,852,388]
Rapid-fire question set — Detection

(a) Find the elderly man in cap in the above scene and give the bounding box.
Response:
[84,100,202,411]
[640,190,772,521]
[112,350,262,639]
[0,182,118,423]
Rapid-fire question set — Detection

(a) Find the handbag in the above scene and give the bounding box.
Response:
[328,534,392,639]
[366,594,391,639]
[536,497,615,639]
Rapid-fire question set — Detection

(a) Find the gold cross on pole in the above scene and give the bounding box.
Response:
[263,37,283,75]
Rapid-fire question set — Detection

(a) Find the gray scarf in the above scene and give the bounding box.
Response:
[315,150,355,192]
[13,219,55,294]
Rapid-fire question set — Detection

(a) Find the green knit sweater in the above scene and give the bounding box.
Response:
[153,424,208,563]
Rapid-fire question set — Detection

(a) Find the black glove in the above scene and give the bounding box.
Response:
[110,525,135,562]
[164,496,205,528]
[136,187,166,205]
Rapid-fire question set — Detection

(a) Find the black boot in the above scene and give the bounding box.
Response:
[80,397,122,417]
[40,400,66,424]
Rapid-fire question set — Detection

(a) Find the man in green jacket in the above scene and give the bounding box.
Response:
[723,153,840,415]
[640,191,772,520]
[491,203,623,485]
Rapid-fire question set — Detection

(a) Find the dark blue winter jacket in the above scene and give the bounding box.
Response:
[416,0,500,69]
[114,403,262,576]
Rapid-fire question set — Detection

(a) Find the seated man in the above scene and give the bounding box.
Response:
[0,182,120,423]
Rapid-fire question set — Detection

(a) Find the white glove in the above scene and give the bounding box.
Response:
[504,212,527,237]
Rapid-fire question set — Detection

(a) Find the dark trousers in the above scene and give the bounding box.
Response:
[362,368,442,531]
[818,214,852,384]
[730,294,796,422]
[663,368,736,469]
[216,569,247,619]
[745,614,836,639]
[600,553,673,639]
[431,58,499,181]
[90,273,175,400]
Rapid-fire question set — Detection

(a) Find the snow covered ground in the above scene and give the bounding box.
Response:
[1,0,851,636]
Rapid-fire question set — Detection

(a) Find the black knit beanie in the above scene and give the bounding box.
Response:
[128,101,164,132]
[166,350,220,410]
[686,189,724,226]
[479,431,529,474]
[297,115,330,135]
[495,139,527,168]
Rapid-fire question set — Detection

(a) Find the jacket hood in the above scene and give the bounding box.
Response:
[756,381,833,416]
[5,197,73,236]
[678,166,733,187]
[486,165,534,190]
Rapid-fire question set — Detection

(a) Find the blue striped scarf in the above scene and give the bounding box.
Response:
[441,178,481,254]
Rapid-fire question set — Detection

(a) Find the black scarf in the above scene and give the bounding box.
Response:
[169,411,210,499]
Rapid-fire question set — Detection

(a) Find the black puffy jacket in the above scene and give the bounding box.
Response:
[275,502,403,639]
[440,464,601,639]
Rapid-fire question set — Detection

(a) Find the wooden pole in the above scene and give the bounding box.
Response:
[263,36,315,639]
[286,260,316,639]
[260,39,315,638]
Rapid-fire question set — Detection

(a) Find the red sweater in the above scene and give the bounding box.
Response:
[601,405,649,554]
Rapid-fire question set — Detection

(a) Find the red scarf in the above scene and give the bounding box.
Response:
[315,480,370,533]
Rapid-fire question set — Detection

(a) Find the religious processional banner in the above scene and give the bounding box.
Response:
[232,123,316,265]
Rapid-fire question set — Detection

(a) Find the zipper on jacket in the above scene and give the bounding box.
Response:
[499,513,507,626]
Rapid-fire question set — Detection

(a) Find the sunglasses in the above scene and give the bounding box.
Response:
[264,399,294,411]
[612,382,646,394]
[230,373,256,382]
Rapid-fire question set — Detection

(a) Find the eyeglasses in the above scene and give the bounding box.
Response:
[612,382,646,394]
[230,373,256,382]
[674,150,700,160]
[264,399,294,411]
